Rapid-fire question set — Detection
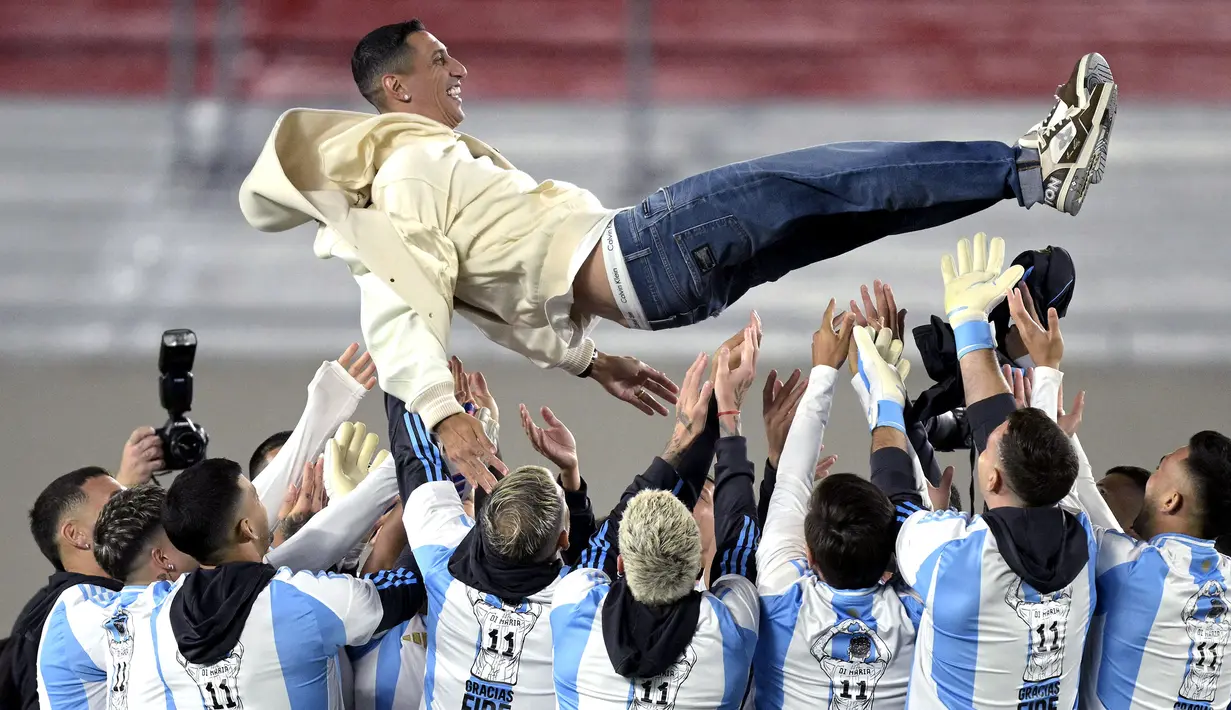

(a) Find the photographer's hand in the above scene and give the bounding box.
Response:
[117,426,164,486]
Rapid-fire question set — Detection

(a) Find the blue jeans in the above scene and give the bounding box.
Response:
[613,140,1026,328]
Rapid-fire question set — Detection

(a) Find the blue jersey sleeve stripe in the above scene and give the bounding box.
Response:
[405,412,446,482]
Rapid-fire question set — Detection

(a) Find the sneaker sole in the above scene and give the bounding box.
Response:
[1058,81,1116,216]
[1077,53,1115,184]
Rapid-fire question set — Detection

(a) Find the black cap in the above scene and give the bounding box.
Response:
[991,245,1076,331]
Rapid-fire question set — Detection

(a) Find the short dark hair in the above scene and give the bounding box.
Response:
[804,474,895,589]
[351,19,426,108]
[1103,465,1151,490]
[1184,431,1231,540]
[94,485,166,580]
[28,466,112,570]
[248,430,292,479]
[163,458,245,565]
[997,408,1079,507]
[948,483,963,512]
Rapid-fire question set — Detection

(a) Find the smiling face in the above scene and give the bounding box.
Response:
[393,31,467,127]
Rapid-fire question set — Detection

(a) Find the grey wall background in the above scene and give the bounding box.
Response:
[3,97,1229,624]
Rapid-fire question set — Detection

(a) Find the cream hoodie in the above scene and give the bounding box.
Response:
[240,109,614,429]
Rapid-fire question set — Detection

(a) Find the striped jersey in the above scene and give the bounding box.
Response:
[896,508,1097,709]
[550,568,758,710]
[132,567,416,709]
[37,582,172,710]
[1083,531,1231,710]
[348,615,429,710]
[408,480,561,709]
[754,565,921,710]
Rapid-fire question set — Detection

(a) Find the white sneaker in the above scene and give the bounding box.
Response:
[1020,53,1118,215]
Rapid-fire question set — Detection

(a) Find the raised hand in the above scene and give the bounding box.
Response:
[763,368,807,468]
[941,234,1025,360]
[1001,364,1034,409]
[715,319,761,422]
[663,353,714,464]
[325,421,390,499]
[1008,286,1064,369]
[813,299,856,370]
[435,413,506,492]
[852,326,912,432]
[117,426,164,486]
[520,404,578,474]
[450,356,474,409]
[1057,386,1086,437]
[711,311,762,379]
[469,371,498,423]
[813,448,838,481]
[589,352,679,416]
[337,343,378,390]
[850,280,908,341]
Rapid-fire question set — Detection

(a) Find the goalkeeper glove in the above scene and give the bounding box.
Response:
[324,421,390,500]
[941,233,1025,358]
[852,326,911,433]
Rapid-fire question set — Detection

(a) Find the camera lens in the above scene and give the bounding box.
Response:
[170,427,206,467]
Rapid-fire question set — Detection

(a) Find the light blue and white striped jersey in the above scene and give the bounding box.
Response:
[549,568,758,710]
[1082,531,1231,710]
[754,364,921,709]
[36,583,121,710]
[896,508,1097,709]
[754,565,921,710]
[347,615,429,710]
[133,567,405,710]
[407,480,561,710]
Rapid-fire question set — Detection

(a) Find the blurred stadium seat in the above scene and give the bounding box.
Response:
[2,0,1229,100]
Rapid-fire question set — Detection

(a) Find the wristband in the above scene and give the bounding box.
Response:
[953,320,996,358]
[718,410,740,418]
[873,400,907,433]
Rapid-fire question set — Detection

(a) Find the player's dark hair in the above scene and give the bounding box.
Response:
[997,408,1079,507]
[351,19,426,109]
[93,485,166,580]
[248,430,292,479]
[1103,465,1151,491]
[804,474,895,589]
[1184,431,1231,544]
[28,466,112,570]
[163,458,245,566]
[948,483,963,512]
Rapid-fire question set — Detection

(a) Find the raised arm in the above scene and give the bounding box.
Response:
[757,301,853,593]
[943,234,1024,450]
[255,345,375,528]
[708,323,763,584]
[519,404,595,566]
[575,352,714,578]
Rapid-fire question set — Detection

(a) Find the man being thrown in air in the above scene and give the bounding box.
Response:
[239,18,1118,487]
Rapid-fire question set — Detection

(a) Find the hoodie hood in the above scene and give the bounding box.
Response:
[983,507,1090,594]
[5,571,122,707]
[601,577,702,678]
[169,562,277,665]
[448,526,561,605]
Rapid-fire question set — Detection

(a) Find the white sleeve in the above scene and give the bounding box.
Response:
[278,569,384,648]
[254,360,368,528]
[406,481,473,591]
[756,365,838,595]
[904,441,933,510]
[895,509,979,597]
[712,575,760,636]
[1031,368,1121,531]
[354,270,465,431]
[1093,526,1148,578]
[265,455,399,571]
[458,304,597,376]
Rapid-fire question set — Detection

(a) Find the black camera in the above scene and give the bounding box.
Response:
[154,329,209,471]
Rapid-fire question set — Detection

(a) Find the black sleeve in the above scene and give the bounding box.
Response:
[560,476,596,567]
[966,393,1017,454]
[709,437,761,584]
[574,456,681,578]
[672,397,720,510]
[906,420,944,488]
[364,553,428,634]
[870,447,925,523]
[386,393,453,502]
[757,459,778,527]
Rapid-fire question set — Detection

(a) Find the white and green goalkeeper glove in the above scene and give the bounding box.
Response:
[941,233,1025,358]
[853,326,912,433]
[324,421,390,500]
